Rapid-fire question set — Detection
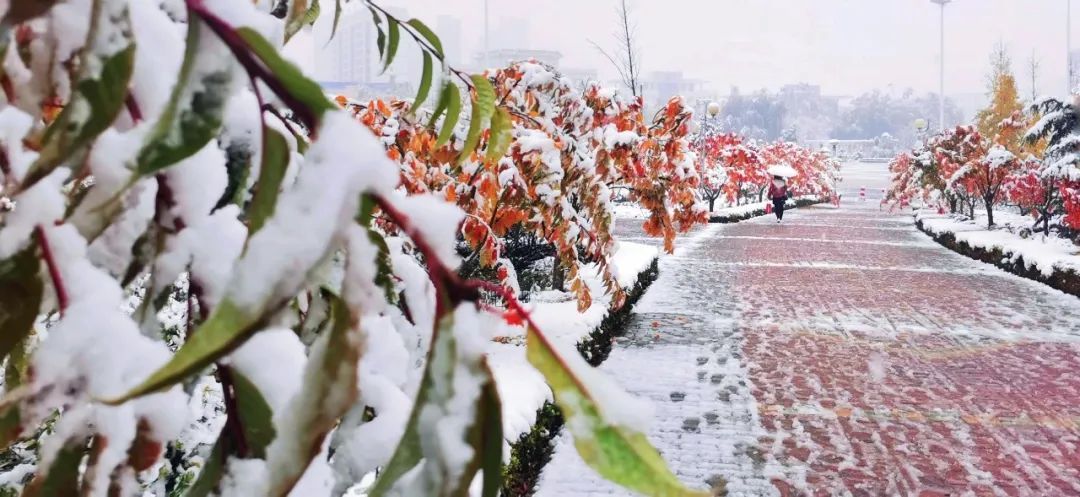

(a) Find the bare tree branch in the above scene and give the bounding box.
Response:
[616,0,642,98]
[590,0,643,98]
[589,40,632,89]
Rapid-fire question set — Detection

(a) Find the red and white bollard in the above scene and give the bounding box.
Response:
[859,187,866,202]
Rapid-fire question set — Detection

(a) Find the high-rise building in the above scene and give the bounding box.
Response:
[318,7,377,83]
[315,5,419,100]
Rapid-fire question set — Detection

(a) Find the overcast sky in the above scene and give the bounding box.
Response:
[316,0,1076,99]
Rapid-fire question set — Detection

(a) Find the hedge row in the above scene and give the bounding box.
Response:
[916,219,1080,298]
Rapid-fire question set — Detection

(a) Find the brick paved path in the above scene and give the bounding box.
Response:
[536,163,1080,497]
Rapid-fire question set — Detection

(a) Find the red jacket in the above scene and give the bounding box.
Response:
[768,182,788,200]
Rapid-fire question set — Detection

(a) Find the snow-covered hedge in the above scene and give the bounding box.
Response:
[916,211,1080,297]
[497,243,660,496]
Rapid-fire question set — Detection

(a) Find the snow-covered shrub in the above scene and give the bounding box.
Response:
[345,62,709,311]
[0,1,709,496]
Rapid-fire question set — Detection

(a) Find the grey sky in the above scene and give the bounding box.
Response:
[346,0,1077,99]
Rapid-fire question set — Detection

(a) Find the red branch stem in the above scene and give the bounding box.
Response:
[34,226,69,315]
[186,0,321,135]
[125,93,143,124]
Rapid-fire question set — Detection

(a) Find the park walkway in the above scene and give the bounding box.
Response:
[536,164,1080,496]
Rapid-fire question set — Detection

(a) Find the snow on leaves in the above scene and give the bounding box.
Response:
[0,1,713,497]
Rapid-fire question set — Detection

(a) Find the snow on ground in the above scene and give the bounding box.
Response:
[917,209,1080,278]
[489,241,660,445]
[536,161,1080,496]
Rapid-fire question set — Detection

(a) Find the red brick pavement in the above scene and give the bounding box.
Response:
[737,207,1080,496]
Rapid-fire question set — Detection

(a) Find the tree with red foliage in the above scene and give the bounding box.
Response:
[1004,156,1057,235]
[695,133,760,211]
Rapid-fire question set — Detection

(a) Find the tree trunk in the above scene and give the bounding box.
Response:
[552,261,564,292]
[984,198,995,228]
[708,197,716,212]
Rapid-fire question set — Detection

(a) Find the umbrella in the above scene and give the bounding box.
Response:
[767,164,797,178]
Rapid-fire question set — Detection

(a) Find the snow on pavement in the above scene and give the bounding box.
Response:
[537,162,1080,497]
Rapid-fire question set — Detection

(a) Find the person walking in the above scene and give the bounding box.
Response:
[768,175,789,223]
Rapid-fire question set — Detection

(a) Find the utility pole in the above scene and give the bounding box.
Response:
[931,0,951,132]
[1069,0,1074,94]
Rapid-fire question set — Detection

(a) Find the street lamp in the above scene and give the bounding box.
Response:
[914,118,929,146]
[1069,0,1074,94]
[829,139,839,158]
[931,0,951,132]
[707,102,721,118]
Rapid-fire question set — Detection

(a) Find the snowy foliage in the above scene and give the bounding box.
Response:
[691,132,839,212]
[0,2,710,497]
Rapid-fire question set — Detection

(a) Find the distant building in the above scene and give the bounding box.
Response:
[475,49,562,71]
[562,68,600,87]
[317,6,416,98]
[641,71,707,112]
[319,10,377,82]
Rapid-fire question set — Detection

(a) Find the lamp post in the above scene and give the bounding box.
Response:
[914,118,929,146]
[707,101,721,119]
[931,0,951,132]
[1069,0,1074,94]
[700,101,721,136]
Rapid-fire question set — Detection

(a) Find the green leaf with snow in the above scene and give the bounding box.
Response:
[356,195,396,304]
[23,438,87,497]
[231,369,276,458]
[525,326,711,497]
[0,403,21,451]
[4,331,32,390]
[184,438,224,497]
[137,19,231,176]
[284,0,317,43]
[435,83,461,147]
[183,369,275,497]
[370,305,499,497]
[265,291,360,496]
[103,299,258,404]
[370,6,386,60]
[406,19,443,58]
[26,43,135,186]
[485,107,513,163]
[236,27,337,122]
[0,247,41,364]
[367,310,454,497]
[410,52,434,114]
[472,361,503,497]
[382,19,400,73]
[328,0,344,42]
[458,75,496,165]
[246,127,289,237]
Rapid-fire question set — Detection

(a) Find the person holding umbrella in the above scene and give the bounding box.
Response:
[767,164,796,223]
